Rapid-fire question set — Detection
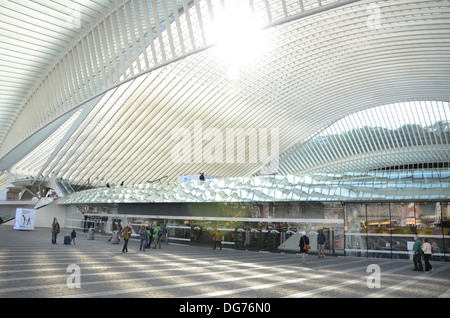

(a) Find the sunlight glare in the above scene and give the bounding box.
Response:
[207,6,267,72]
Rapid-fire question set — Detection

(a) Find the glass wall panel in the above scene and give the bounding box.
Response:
[403,202,418,232]
[243,221,261,250]
[190,220,215,246]
[390,202,414,260]
[441,203,450,262]
[344,203,367,257]
[416,202,445,262]
[219,203,252,218]
[217,220,236,248]
[366,203,391,258]
[65,205,86,231]
[314,203,344,255]
[83,215,109,234]
[167,219,191,245]
[79,201,448,262]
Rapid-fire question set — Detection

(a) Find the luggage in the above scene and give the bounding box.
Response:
[64,234,71,245]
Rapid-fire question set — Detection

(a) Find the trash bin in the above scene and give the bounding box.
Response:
[87,228,94,240]
[111,230,120,244]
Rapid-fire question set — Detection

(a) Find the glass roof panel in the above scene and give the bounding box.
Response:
[53,170,450,207]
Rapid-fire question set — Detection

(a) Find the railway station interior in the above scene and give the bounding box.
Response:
[0,0,449,262]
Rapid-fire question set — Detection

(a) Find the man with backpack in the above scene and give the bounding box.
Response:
[153,224,163,249]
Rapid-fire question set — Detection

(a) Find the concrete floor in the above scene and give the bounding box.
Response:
[1,226,449,303]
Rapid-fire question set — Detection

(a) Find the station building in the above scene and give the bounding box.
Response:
[0,0,449,261]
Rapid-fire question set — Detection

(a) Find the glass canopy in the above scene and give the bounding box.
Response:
[54,170,450,207]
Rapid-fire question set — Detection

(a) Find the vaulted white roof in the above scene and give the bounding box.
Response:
[0,0,116,143]
[0,0,449,189]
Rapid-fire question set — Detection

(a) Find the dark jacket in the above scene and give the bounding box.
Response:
[51,222,60,234]
[299,235,310,253]
[413,239,423,254]
[317,232,326,244]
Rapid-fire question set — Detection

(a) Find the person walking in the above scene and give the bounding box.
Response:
[146,225,154,249]
[117,220,122,234]
[120,222,132,253]
[213,232,222,250]
[421,238,434,273]
[51,218,60,244]
[412,235,424,271]
[108,221,118,241]
[299,231,310,264]
[317,229,326,258]
[153,224,162,249]
[145,226,150,249]
[139,225,147,252]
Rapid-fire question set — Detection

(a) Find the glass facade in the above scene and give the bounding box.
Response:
[345,202,450,262]
[76,200,449,262]
[269,101,450,176]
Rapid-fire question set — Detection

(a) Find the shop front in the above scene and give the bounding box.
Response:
[71,200,450,262]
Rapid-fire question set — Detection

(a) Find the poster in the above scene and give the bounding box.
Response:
[13,208,36,230]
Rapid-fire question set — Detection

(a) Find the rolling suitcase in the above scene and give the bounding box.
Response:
[64,234,71,245]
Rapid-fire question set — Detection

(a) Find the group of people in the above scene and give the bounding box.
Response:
[298,229,326,264]
[51,219,436,274]
[51,218,164,252]
[51,218,77,245]
[412,235,434,273]
[119,222,163,253]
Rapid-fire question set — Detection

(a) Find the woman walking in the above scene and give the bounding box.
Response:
[421,238,434,273]
[139,225,147,252]
[299,231,310,264]
[120,222,132,253]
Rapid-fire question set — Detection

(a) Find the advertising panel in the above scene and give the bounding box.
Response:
[13,208,36,230]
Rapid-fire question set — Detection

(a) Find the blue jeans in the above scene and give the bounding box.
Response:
[51,232,58,244]
[140,239,146,251]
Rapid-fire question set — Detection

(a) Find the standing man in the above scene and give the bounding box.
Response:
[51,217,60,244]
[412,235,423,271]
[317,229,326,258]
